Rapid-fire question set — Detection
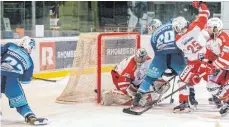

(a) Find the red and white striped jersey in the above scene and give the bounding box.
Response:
[176,3,209,62]
[205,32,229,70]
[114,55,151,89]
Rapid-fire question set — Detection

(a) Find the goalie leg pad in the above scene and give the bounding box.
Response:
[154,79,171,94]
[101,89,131,106]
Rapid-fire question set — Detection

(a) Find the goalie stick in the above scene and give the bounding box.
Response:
[123,72,206,115]
[123,83,187,115]
[123,75,177,115]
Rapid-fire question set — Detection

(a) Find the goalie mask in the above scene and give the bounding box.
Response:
[135,48,147,66]
[172,16,188,34]
[206,18,223,39]
[148,19,162,34]
[19,36,35,54]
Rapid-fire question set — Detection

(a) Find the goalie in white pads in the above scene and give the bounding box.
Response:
[101,48,175,106]
[101,48,151,106]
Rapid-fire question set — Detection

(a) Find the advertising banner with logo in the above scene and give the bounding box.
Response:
[55,41,77,69]
[40,42,56,71]
[103,38,137,64]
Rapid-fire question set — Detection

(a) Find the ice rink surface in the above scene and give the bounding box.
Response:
[1,73,229,127]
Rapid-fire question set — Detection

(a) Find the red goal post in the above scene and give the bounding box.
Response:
[97,32,141,103]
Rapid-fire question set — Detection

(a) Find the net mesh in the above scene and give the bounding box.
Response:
[56,32,140,104]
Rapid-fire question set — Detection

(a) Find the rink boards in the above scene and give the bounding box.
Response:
[1,35,153,79]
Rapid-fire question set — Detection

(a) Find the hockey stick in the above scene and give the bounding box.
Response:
[32,72,70,83]
[142,75,177,94]
[170,76,176,103]
[33,77,58,82]
[155,72,206,105]
[123,72,206,115]
[123,83,188,115]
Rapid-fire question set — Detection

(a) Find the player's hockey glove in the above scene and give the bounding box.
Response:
[206,62,217,75]
[192,1,206,9]
[191,73,202,85]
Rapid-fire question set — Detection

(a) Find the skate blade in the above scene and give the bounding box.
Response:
[220,112,229,117]
[190,104,197,111]
[173,108,192,113]
[32,119,49,125]
[209,101,215,105]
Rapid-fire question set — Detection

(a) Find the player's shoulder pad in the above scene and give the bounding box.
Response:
[2,42,17,48]
[154,23,172,34]
[6,42,18,47]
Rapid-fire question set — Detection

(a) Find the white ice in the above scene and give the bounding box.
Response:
[1,73,229,127]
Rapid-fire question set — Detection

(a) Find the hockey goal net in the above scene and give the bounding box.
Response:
[56,32,140,104]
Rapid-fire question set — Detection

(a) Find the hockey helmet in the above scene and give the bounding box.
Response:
[135,48,148,65]
[206,17,223,38]
[148,19,162,34]
[19,36,36,54]
[172,16,188,34]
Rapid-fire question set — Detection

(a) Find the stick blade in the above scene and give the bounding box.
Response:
[123,105,153,115]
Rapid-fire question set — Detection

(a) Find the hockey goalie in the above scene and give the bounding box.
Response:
[101,48,174,106]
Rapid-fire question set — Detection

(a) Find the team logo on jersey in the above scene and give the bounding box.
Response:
[147,67,159,77]
[198,53,204,61]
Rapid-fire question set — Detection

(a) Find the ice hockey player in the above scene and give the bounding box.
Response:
[171,1,209,112]
[132,18,190,108]
[101,48,152,106]
[192,17,229,116]
[1,36,48,125]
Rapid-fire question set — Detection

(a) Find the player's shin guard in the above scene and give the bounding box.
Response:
[178,81,189,103]
[174,81,191,113]
[189,86,198,106]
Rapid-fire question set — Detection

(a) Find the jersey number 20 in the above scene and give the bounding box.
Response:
[157,31,175,44]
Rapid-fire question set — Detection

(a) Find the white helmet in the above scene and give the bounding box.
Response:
[19,36,35,53]
[148,19,162,34]
[135,48,148,65]
[207,17,223,34]
[172,16,188,34]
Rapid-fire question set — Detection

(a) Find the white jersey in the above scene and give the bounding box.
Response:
[114,55,152,86]
[175,3,209,62]
[176,26,207,61]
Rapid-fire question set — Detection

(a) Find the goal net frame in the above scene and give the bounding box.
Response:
[97,32,141,103]
[56,32,141,104]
